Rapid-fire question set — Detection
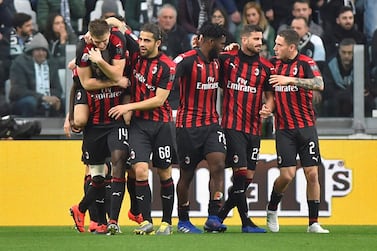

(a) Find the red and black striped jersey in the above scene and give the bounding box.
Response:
[74,28,128,127]
[129,52,175,122]
[174,49,220,128]
[271,53,321,130]
[76,28,126,80]
[220,50,274,135]
[86,86,127,127]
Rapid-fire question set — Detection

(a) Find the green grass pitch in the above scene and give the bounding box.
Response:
[0,226,376,251]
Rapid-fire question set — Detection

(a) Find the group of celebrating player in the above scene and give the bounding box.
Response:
[65,16,329,235]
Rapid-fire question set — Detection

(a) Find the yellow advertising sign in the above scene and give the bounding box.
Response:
[0,140,376,226]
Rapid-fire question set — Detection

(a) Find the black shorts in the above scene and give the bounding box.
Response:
[177,124,226,169]
[224,129,260,170]
[82,124,130,165]
[275,126,321,168]
[129,118,176,169]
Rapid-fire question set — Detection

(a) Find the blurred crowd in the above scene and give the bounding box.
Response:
[0,0,376,119]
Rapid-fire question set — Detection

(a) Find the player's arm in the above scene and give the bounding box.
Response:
[108,87,170,120]
[77,66,129,90]
[269,75,324,91]
[88,48,125,82]
[259,91,275,118]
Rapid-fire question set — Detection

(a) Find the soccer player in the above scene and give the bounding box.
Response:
[109,23,176,235]
[266,29,329,233]
[216,24,274,233]
[69,19,131,234]
[174,23,227,233]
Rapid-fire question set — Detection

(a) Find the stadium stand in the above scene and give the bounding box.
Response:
[14,0,38,31]
[90,0,125,20]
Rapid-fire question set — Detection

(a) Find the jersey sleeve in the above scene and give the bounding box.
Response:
[303,58,322,78]
[75,40,91,67]
[109,30,127,60]
[158,58,176,91]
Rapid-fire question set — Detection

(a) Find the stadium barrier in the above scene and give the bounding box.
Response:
[0,139,376,226]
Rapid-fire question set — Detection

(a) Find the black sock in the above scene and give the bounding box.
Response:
[178,204,190,221]
[160,178,174,225]
[208,199,222,216]
[84,175,98,222]
[135,180,152,223]
[308,200,320,225]
[231,170,253,227]
[268,189,283,211]
[79,179,106,224]
[95,185,107,225]
[218,186,235,221]
[245,178,253,189]
[127,176,139,215]
[104,175,112,218]
[109,177,126,222]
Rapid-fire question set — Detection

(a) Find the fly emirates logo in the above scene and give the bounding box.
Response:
[196,76,218,90]
[227,77,257,93]
[94,88,122,100]
[275,84,299,92]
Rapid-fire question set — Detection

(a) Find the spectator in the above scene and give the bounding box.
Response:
[290,17,325,66]
[9,32,63,117]
[0,0,16,95]
[363,0,377,44]
[101,0,119,18]
[319,0,358,32]
[210,7,236,46]
[291,16,326,116]
[370,29,377,85]
[215,0,241,33]
[157,3,191,110]
[278,0,323,37]
[10,13,35,61]
[322,6,366,60]
[177,0,216,37]
[37,0,85,34]
[125,0,175,34]
[237,2,275,57]
[44,13,78,69]
[322,38,375,117]
[260,0,295,31]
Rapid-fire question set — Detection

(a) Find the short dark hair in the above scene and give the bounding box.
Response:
[198,22,226,40]
[293,0,310,6]
[141,23,163,41]
[339,38,356,47]
[338,6,353,17]
[291,16,309,27]
[88,19,110,37]
[240,24,263,37]
[278,29,300,48]
[13,13,32,28]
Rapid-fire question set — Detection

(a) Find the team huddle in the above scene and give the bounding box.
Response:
[65,17,329,235]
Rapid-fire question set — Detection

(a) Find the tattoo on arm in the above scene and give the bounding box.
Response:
[295,76,324,90]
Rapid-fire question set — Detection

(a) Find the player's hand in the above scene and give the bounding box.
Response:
[312,90,322,104]
[269,75,293,87]
[67,58,76,70]
[106,17,127,33]
[108,104,130,120]
[88,48,103,64]
[259,104,272,118]
[63,113,71,138]
[116,77,130,88]
[83,31,92,44]
[224,43,240,51]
